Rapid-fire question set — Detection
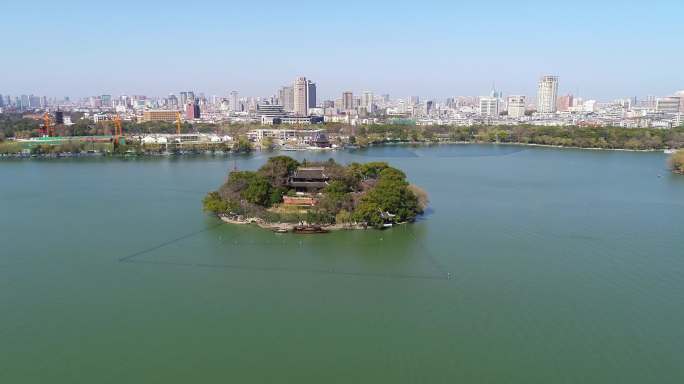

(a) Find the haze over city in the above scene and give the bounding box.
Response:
[2,0,682,99]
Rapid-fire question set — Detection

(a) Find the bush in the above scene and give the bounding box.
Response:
[670,150,684,174]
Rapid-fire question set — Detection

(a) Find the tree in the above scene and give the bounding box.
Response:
[670,150,684,174]
[335,210,352,227]
[203,191,232,214]
[242,176,272,206]
[258,156,300,187]
[261,136,274,151]
[232,136,253,153]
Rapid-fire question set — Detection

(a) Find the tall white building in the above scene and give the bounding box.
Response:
[293,76,308,116]
[229,91,239,112]
[506,95,527,118]
[479,96,499,116]
[279,86,294,112]
[537,75,559,113]
[362,91,374,113]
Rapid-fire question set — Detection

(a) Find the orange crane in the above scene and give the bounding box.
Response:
[42,112,54,137]
[112,114,123,142]
[175,112,182,135]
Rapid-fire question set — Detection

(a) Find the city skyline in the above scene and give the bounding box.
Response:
[1,0,682,99]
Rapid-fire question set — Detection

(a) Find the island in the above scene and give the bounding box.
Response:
[203,156,428,232]
[670,150,684,174]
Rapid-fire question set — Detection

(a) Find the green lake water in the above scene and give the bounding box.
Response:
[1,144,683,383]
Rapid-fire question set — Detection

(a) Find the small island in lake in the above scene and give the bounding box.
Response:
[203,156,428,232]
[670,150,684,175]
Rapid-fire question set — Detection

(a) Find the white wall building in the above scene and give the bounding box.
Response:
[479,97,499,116]
[537,75,559,113]
[656,97,681,114]
[506,95,527,118]
[293,76,308,117]
[229,91,239,112]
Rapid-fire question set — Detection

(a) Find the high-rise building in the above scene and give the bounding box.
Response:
[676,91,684,112]
[179,91,194,107]
[479,96,499,116]
[342,91,353,110]
[186,100,201,119]
[279,86,294,112]
[29,95,41,109]
[167,94,178,107]
[362,91,374,113]
[507,95,527,118]
[0,94,4,108]
[307,80,316,109]
[537,75,559,113]
[425,100,434,115]
[293,76,308,116]
[656,97,681,114]
[101,95,112,108]
[557,94,573,112]
[229,91,239,112]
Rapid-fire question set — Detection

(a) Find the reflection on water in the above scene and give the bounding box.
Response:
[349,143,526,158]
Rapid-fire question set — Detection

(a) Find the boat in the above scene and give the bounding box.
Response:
[664,149,677,154]
[273,228,289,233]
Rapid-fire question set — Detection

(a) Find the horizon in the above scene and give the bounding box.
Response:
[1,0,683,100]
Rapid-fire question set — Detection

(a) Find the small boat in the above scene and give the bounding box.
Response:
[273,228,289,233]
[664,149,677,154]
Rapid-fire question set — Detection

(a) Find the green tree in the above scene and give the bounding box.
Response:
[670,150,684,174]
[258,155,300,187]
[232,136,253,153]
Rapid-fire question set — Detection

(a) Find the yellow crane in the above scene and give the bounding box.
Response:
[113,115,123,142]
[176,112,182,136]
[43,112,54,137]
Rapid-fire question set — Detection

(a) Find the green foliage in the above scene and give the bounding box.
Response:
[348,124,684,150]
[0,141,22,154]
[670,150,684,174]
[258,156,300,187]
[335,210,352,226]
[357,161,390,179]
[353,166,422,228]
[220,171,273,206]
[0,114,40,138]
[352,200,384,228]
[323,180,350,195]
[202,191,233,214]
[232,136,253,153]
[205,155,426,228]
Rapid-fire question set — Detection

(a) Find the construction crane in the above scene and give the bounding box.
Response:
[175,111,182,135]
[42,112,54,137]
[112,115,123,143]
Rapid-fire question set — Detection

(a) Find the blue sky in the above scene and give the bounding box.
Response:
[1,0,682,100]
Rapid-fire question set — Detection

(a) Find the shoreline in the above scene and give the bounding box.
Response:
[219,215,371,232]
[1,141,676,160]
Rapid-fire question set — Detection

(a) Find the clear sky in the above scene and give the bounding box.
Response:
[1,0,682,100]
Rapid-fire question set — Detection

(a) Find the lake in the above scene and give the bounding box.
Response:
[1,144,683,383]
